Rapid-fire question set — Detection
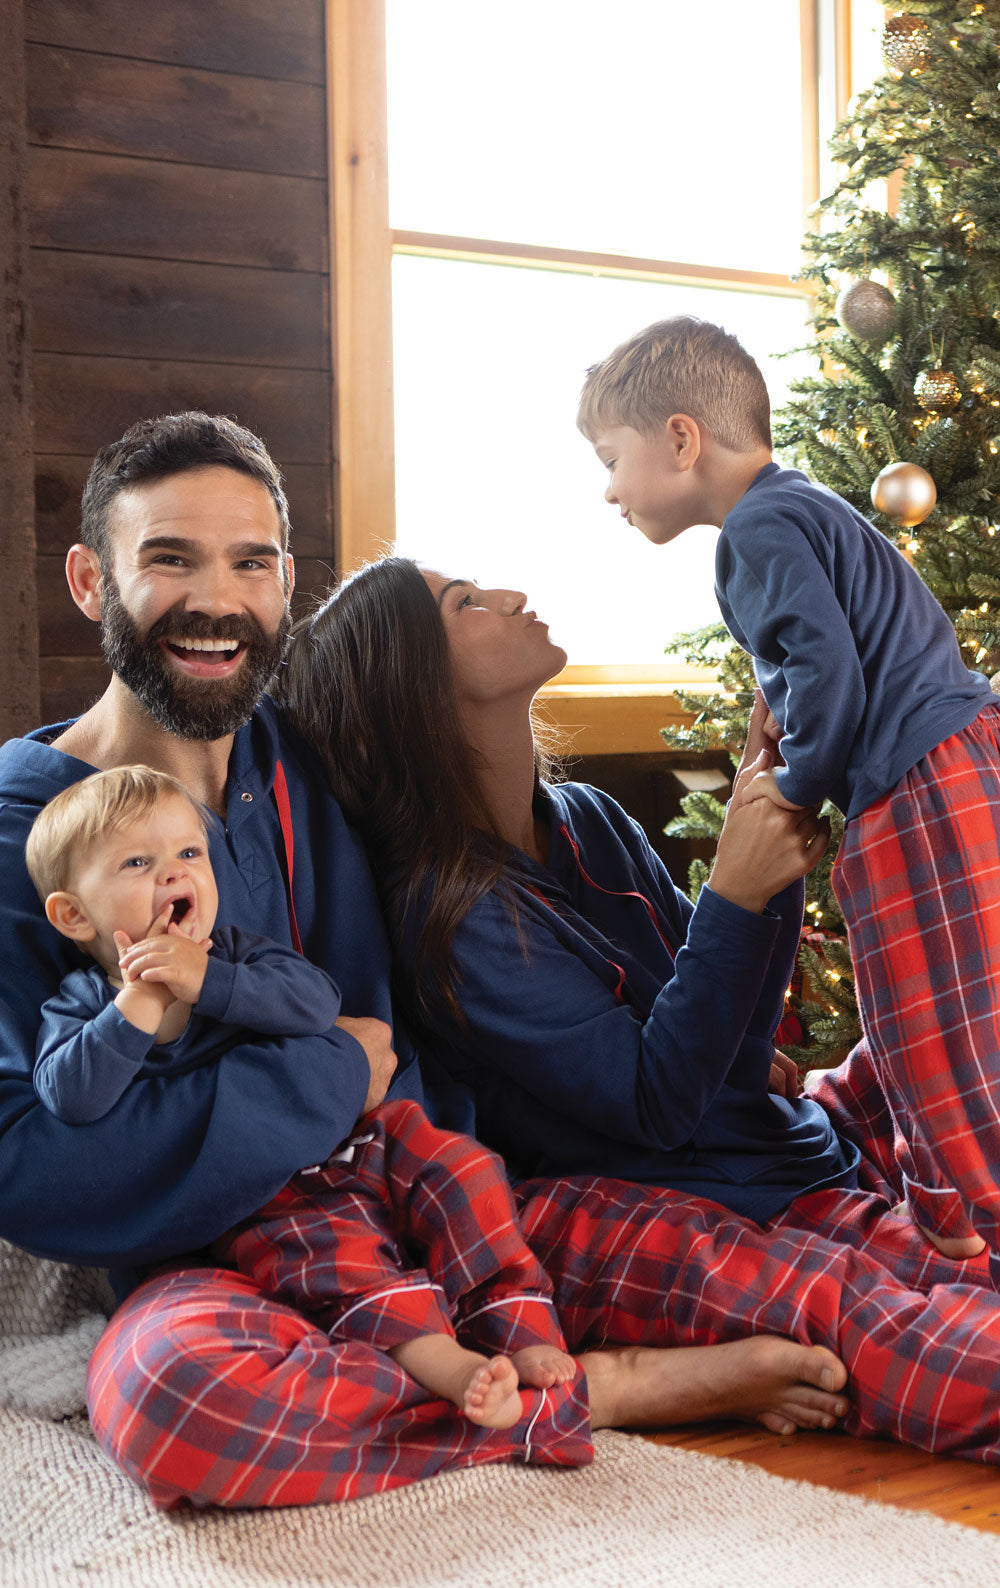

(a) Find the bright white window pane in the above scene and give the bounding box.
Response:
[391,255,811,666]
[386,1,804,276]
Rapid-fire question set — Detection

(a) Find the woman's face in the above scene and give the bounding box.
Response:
[422,570,568,706]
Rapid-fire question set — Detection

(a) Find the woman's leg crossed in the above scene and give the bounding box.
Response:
[517,1175,1000,1463]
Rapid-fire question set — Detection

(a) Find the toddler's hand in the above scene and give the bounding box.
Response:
[768,1049,802,1099]
[113,931,175,1032]
[117,926,212,1006]
[740,767,807,813]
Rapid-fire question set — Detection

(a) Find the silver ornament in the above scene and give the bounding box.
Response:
[870,462,937,526]
[835,279,897,343]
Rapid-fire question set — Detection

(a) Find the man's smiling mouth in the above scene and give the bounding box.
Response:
[166,637,244,658]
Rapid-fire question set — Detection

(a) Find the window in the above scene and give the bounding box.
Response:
[328,1,875,750]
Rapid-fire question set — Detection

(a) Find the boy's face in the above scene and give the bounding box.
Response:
[57,794,219,972]
[591,421,701,546]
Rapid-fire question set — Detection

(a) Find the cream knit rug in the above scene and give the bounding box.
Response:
[4,1238,1000,1588]
[5,1408,1000,1588]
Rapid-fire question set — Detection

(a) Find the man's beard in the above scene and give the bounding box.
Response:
[100,573,291,741]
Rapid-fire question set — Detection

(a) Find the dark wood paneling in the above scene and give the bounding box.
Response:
[27,46,326,177]
[35,456,332,561]
[41,655,110,724]
[31,252,327,368]
[29,148,326,272]
[38,555,100,656]
[33,353,330,463]
[1,0,42,738]
[24,0,325,85]
[23,0,336,725]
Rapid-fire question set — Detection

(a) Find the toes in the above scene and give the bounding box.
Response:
[811,1348,848,1393]
[758,1412,797,1436]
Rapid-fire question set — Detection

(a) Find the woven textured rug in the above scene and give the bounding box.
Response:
[5,1408,1000,1588]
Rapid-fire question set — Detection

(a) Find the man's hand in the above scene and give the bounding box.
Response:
[116,904,212,1005]
[337,1015,397,1111]
[768,1049,802,1100]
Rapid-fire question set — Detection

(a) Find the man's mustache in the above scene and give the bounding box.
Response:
[142,608,273,646]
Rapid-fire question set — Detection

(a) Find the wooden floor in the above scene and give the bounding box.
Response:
[647,1423,1000,1534]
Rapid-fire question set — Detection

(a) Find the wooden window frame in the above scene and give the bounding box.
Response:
[326,0,855,754]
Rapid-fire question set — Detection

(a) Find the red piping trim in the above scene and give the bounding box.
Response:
[272,760,303,955]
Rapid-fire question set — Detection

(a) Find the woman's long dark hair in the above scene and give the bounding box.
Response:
[276,557,553,1022]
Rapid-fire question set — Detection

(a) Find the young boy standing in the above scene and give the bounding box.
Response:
[26,764,578,1432]
[578,314,1000,1278]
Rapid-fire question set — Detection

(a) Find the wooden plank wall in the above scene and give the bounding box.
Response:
[23,0,333,723]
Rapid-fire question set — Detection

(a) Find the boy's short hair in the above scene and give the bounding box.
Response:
[80,411,292,571]
[577,316,772,453]
[26,766,207,902]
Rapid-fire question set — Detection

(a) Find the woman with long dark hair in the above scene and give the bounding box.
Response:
[277,556,1000,1466]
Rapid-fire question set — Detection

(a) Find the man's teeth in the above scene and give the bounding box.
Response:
[170,638,238,652]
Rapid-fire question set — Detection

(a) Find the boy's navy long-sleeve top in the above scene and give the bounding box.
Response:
[0,699,425,1275]
[404,782,857,1222]
[34,928,343,1125]
[716,464,993,820]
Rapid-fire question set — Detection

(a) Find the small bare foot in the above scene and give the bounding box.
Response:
[510,1343,577,1390]
[917,1223,986,1260]
[462,1355,524,1429]
[581,1336,849,1437]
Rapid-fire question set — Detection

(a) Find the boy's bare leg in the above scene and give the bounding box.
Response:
[580,1336,849,1436]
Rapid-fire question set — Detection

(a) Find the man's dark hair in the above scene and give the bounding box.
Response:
[80,411,292,566]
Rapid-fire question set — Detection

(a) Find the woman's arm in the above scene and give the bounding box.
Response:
[419,786,821,1154]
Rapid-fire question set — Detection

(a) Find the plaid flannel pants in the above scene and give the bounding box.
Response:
[89,1163,1000,1509]
[834,702,1000,1272]
[212,1098,566,1357]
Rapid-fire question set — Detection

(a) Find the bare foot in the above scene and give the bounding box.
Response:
[581,1336,849,1437]
[462,1355,525,1429]
[917,1223,986,1260]
[510,1343,577,1389]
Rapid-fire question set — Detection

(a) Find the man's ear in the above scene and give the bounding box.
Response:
[665,414,702,472]
[65,544,104,622]
[285,551,295,597]
[44,891,97,944]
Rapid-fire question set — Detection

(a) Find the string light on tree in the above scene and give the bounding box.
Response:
[881,12,933,73]
[835,278,897,342]
[870,461,938,525]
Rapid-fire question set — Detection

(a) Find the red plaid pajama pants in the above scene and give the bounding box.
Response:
[88,1167,1000,1509]
[212,1098,566,1357]
[833,703,1000,1271]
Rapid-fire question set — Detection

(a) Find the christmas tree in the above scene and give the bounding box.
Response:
[663,0,1000,1066]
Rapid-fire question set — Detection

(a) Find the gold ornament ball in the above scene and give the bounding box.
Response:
[835,278,896,343]
[914,367,961,413]
[870,462,937,526]
[881,13,932,73]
